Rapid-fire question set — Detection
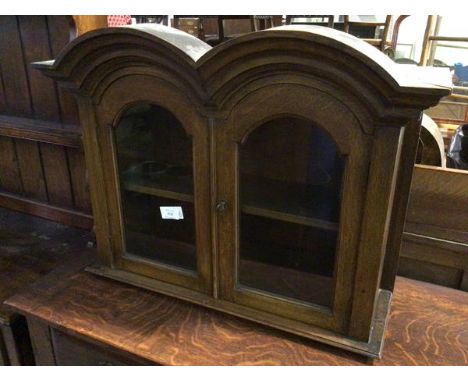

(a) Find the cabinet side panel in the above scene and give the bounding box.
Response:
[349,126,403,341]
[76,97,113,265]
[381,116,422,291]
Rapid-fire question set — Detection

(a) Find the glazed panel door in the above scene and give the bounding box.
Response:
[94,75,212,294]
[216,83,371,333]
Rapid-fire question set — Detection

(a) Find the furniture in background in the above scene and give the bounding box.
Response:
[0,208,93,365]
[173,16,205,40]
[389,15,410,56]
[416,114,447,167]
[0,16,108,230]
[5,264,467,365]
[286,15,394,54]
[398,95,468,293]
[419,15,468,142]
[394,17,468,290]
[401,164,468,292]
[0,15,102,365]
[286,15,335,28]
[33,24,449,357]
[343,15,392,52]
[173,16,282,45]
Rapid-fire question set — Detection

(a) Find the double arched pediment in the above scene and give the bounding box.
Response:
[34,24,450,128]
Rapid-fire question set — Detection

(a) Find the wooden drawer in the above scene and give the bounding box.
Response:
[51,329,153,366]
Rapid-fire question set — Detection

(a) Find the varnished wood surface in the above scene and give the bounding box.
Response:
[401,164,468,292]
[406,165,468,244]
[0,192,93,230]
[0,16,92,223]
[6,266,467,365]
[0,207,93,323]
[0,115,81,148]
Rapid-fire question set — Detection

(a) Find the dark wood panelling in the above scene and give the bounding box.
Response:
[18,16,61,121]
[46,16,79,125]
[15,140,48,202]
[0,16,91,223]
[0,115,81,147]
[40,144,74,208]
[0,16,33,117]
[0,64,7,113]
[0,137,23,194]
[67,149,91,212]
[0,192,92,230]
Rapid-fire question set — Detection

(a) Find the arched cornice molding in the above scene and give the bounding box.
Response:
[198,26,450,125]
[32,25,211,104]
[33,24,450,126]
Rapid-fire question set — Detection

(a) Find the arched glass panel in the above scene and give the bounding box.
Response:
[115,103,196,271]
[238,117,344,307]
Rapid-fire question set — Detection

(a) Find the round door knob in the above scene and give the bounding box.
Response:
[216,200,228,212]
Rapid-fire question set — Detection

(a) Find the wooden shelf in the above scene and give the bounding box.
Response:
[239,258,334,307]
[242,205,338,231]
[125,229,196,271]
[123,173,340,231]
[122,173,194,203]
[241,175,340,231]
[0,115,81,148]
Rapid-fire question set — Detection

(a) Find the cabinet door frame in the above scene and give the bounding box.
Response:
[215,83,372,333]
[92,74,212,294]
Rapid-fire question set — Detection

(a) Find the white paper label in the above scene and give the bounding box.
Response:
[160,206,184,220]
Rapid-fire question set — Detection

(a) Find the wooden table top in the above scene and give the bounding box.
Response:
[0,208,93,324]
[5,262,468,366]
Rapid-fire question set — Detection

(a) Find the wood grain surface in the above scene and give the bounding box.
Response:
[0,16,92,225]
[0,207,94,323]
[401,164,468,292]
[5,266,467,365]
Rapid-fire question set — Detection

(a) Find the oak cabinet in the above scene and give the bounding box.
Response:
[34,24,449,357]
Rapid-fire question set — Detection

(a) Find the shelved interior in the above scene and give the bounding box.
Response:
[238,117,344,307]
[115,103,197,271]
[114,107,345,306]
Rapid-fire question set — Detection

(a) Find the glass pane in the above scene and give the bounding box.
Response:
[115,103,196,271]
[238,117,344,307]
